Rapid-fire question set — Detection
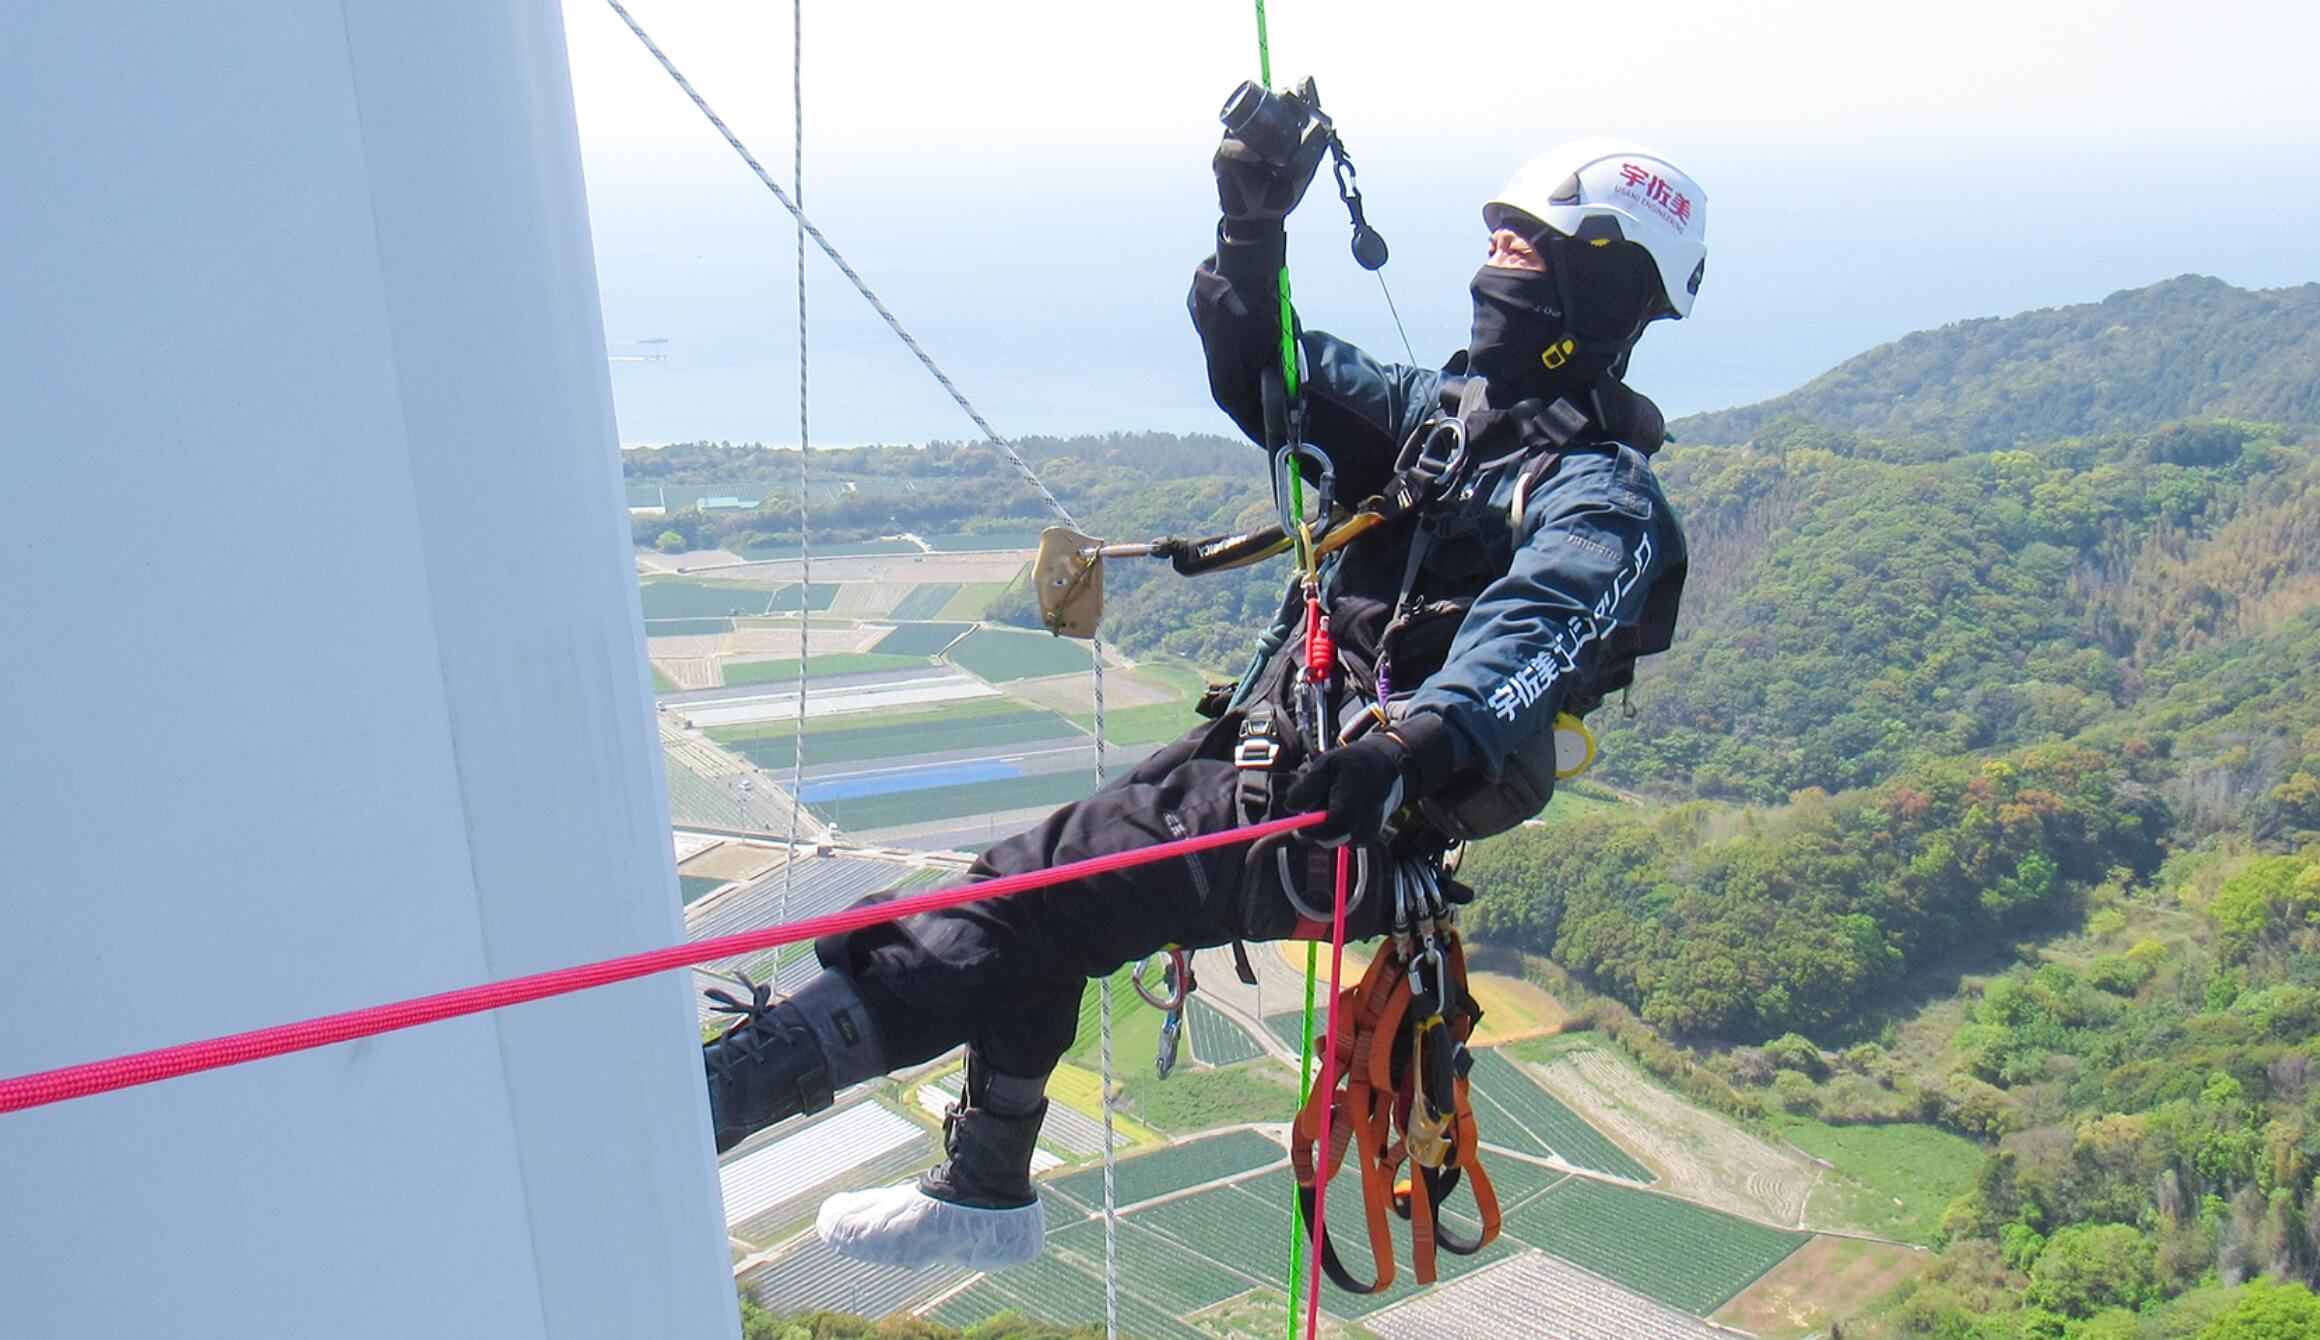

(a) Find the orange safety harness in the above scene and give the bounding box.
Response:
[1289,857,1501,1292]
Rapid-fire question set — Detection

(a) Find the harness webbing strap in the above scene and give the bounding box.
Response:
[1287,926,1501,1296]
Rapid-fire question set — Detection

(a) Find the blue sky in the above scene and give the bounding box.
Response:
[563,0,2320,446]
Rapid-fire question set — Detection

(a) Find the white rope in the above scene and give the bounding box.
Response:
[603,7,1121,1330]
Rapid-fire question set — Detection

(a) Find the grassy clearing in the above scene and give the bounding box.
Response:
[947,626,1097,681]
[725,708,1075,770]
[1783,1119,1983,1244]
[869,621,969,656]
[937,581,1011,620]
[720,652,928,686]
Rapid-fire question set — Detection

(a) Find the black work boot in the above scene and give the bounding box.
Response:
[920,1099,1046,1209]
[701,976,834,1153]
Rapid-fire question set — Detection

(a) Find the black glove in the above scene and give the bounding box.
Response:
[1283,732,1409,846]
[1214,130,1329,226]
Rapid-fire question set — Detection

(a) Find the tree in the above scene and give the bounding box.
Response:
[2027,1223,2159,1317]
[2199,1279,2320,1339]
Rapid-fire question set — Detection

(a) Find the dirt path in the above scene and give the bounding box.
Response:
[1523,1047,1821,1227]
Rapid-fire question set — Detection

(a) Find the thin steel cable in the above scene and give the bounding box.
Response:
[602,0,1080,532]
[604,5,1123,1319]
[781,0,809,921]
[1375,270,1416,364]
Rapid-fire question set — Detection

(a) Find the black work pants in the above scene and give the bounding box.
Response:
[814,714,1383,1081]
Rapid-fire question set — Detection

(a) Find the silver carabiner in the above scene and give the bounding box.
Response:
[1271,441,1336,540]
[1277,842,1371,926]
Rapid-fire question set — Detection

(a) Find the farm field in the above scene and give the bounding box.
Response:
[1502,1177,1808,1315]
[886,584,959,620]
[804,768,1098,831]
[1371,1252,1730,1340]
[1515,1040,1821,1226]
[935,581,1008,619]
[947,626,1098,681]
[644,616,732,637]
[678,874,724,904]
[1046,1128,1282,1211]
[721,652,931,686]
[1185,999,1264,1066]
[1714,1235,1928,1340]
[1466,1047,1653,1181]
[720,706,1078,769]
[869,621,969,655]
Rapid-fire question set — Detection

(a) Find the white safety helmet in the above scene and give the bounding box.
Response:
[1485,139,1707,319]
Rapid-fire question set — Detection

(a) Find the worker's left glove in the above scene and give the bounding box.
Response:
[1284,732,1409,847]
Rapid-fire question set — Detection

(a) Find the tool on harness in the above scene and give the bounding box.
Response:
[1131,949,1194,1079]
[1289,858,1499,1293]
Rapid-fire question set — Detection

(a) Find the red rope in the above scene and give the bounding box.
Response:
[0,811,1323,1116]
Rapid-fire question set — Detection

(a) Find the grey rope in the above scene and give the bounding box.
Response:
[605,5,1120,1327]
[781,0,809,920]
[1375,270,1416,364]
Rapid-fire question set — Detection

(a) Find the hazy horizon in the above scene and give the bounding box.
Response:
[566,1,2320,448]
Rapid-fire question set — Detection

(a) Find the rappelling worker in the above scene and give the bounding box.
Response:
[699,121,1703,1272]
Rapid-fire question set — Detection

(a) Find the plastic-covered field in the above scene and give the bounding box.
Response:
[885,584,959,620]
[1186,999,1265,1066]
[1502,1177,1807,1314]
[946,627,1099,682]
[871,621,969,655]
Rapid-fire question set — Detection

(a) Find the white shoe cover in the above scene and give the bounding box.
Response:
[817,1183,1044,1271]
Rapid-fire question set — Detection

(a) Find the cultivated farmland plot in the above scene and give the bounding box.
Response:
[947,627,1099,682]
[871,621,971,655]
[1501,1176,1808,1315]
[1186,999,1266,1066]
[1047,1128,1283,1211]
[886,584,960,620]
[1532,1046,1820,1225]
[1466,1048,1653,1182]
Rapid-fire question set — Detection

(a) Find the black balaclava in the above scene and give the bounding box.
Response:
[1465,232,1662,413]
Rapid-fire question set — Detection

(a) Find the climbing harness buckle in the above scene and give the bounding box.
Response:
[1234,710,1283,771]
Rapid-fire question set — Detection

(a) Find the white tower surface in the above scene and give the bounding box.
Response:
[0,4,737,1337]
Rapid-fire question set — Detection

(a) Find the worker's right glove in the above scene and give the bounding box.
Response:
[1213,128,1329,226]
[1284,732,1409,847]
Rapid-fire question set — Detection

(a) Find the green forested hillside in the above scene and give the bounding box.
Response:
[1673,276,2320,450]
[1460,278,2320,1337]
